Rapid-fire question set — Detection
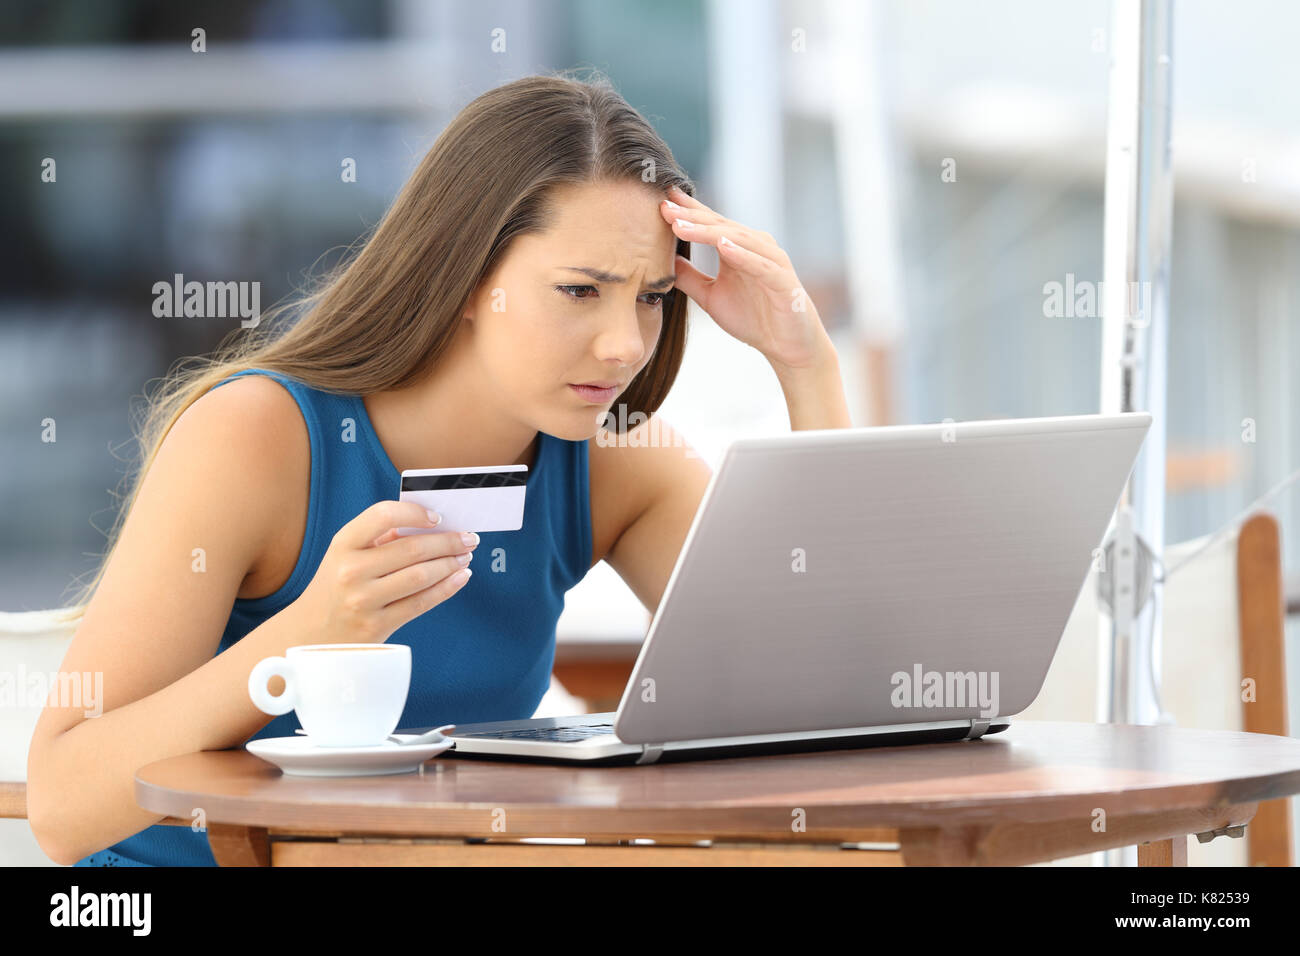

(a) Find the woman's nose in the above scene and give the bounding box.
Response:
[598,310,648,367]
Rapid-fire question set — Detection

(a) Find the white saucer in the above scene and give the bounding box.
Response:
[245,734,454,777]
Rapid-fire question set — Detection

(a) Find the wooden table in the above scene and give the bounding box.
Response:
[133,721,1300,866]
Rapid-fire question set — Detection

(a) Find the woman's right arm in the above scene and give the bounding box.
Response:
[25,376,475,865]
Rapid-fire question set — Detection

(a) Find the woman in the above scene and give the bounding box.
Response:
[26,71,851,866]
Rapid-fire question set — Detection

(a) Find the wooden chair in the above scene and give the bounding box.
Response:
[0,607,81,864]
[1018,511,1292,866]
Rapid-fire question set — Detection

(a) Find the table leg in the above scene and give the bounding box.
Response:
[207,823,271,867]
[1137,836,1188,867]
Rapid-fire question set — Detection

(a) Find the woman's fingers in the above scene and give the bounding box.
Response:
[367,529,476,579]
[373,551,473,608]
[671,221,791,285]
[667,182,711,215]
[665,184,779,247]
[661,184,800,306]
[714,234,783,277]
[378,563,473,631]
[342,499,438,550]
[666,210,789,266]
[671,254,714,310]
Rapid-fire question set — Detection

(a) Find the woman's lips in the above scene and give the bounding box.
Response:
[569,384,617,403]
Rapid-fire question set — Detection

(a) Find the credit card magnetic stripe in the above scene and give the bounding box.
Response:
[400,471,529,491]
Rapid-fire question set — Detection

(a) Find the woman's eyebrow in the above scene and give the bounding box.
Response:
[559,266,675,290]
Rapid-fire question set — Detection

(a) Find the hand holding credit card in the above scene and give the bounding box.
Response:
[395,464,528,535]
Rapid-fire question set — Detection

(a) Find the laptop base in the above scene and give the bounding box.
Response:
[441,721,1011,766]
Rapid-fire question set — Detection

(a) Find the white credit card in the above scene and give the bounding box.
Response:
[394,464,528,535]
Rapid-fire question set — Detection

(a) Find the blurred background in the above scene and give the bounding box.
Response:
[2,0,1299,861]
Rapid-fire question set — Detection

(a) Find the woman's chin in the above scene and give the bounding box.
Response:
[531,388,602,439]
[545,412,609,442]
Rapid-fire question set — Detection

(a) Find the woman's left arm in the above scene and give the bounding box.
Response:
[662,183,852,431]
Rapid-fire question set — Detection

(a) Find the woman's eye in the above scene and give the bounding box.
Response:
[555,285,667,307]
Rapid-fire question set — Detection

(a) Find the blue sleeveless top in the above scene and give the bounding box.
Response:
[74,367,592,866]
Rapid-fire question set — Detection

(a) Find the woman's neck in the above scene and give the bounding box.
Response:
[361,366,539,474]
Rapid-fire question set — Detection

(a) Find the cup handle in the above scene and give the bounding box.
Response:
[248,656,297,716]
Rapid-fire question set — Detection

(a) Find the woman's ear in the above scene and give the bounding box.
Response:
[461,273,494,324]
[460,286,481,325]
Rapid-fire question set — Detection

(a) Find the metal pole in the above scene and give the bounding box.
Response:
[1098,0,1174,866]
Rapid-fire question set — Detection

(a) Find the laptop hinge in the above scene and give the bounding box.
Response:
[636,743,665,765]
[965,718,992,740]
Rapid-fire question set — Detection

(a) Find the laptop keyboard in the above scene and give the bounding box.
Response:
[455,722,616,743]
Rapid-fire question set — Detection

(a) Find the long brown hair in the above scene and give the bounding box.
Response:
[57,69,695,624]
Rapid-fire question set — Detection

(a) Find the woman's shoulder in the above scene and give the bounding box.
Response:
[193,371,313,600]
[200,369,311,446]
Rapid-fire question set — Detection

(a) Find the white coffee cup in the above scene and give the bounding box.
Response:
[247,643,411,747]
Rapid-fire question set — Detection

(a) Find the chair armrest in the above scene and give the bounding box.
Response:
[0,781,26,820]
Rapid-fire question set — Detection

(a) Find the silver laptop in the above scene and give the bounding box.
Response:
[432,411,1152,765]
